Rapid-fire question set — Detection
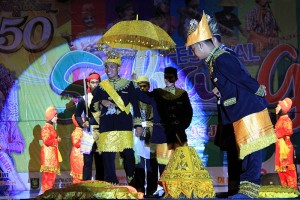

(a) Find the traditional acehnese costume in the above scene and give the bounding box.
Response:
[275,98,297,189]
[70,114,84,183]
[40,105,61,193]
[185,13,276,198]
[91,51,142,186]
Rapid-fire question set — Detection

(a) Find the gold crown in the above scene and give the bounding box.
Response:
[186,11,212,47]
[104,51,121,66]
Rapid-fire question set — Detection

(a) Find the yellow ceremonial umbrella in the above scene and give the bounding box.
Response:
[98,15,176,53]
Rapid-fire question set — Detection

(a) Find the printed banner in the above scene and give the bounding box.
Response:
[0,0,299,194]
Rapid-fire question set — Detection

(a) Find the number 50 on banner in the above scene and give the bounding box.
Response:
[0,16,53,53]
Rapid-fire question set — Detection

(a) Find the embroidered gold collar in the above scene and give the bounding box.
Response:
[101,78,130,91]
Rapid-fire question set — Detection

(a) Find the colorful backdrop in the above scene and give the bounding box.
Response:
[0,0,299,193]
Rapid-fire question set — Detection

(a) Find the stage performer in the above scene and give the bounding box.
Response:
[75,72,104,181]
[134,67,193,170]
[207,14,242,197]
[90,51,142,186]
[133,67,192,174]
[40,105,61,193]
[133,76,159,197]
[185,12,276,198]
[274,97,298,189]
[134,67,215,198]
[70,114,84,184]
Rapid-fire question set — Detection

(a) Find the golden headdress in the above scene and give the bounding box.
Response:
[136,76,149,83]
[186,11,212,47]
[104,51,121,66]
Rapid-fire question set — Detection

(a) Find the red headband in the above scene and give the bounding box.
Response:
[87,74,100,82]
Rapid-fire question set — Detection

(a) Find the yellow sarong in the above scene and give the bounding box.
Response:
[233,108,276,159]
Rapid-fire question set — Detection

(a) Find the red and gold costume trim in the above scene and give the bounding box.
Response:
[70,127,84,182]
[274,115,297,189]
[40,123,60,174]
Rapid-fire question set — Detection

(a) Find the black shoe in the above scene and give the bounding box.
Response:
[216,192,229,198]
[144,194,159,199]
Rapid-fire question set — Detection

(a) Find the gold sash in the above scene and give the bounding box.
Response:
[100,80,130,114]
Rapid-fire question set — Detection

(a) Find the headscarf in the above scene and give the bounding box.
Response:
[278,98,292,113]
[45,105,57,121]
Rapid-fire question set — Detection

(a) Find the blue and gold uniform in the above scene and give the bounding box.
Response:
[186,13,276,198]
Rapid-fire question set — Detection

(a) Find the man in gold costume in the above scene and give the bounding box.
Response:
[91,51,142,186]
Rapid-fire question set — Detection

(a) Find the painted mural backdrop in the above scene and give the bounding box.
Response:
[0,0,299,194]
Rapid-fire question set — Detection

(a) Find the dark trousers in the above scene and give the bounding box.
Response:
[240,150,262,185]
[227,144,242,194]
[102,148,135,185]
[135,157,159,195]
[82,143,104,180]
[158,163,166,176]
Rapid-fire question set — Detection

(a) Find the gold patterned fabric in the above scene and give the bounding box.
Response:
[36,180,143,199]
[91,125,100,142]
[259,185,300,198]
[159,146,215,198]
[233,108,276,159]
[156,143,174,165]
[97,131,133,152]
[239,181,260,198]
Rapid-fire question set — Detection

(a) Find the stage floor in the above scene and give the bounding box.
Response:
[0,191,298,200]
[0,190,40,199]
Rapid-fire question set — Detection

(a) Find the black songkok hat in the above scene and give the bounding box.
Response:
[164,67,178,77]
